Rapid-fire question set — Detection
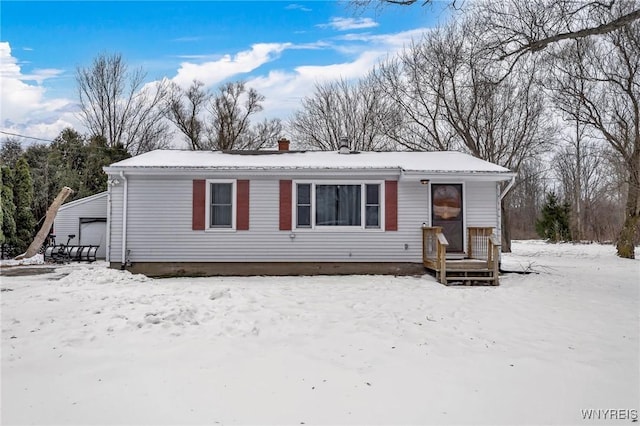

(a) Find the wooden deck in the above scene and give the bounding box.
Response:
[422,226,500,286]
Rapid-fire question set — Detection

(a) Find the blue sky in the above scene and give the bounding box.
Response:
[1,1,451,143]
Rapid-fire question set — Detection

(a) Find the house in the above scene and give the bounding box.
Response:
[53,191,108,259]
[103,142,516,281]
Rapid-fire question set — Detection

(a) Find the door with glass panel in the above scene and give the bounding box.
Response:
[431,184,463,253]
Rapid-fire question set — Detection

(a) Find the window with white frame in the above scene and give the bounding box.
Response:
[365,183,380,228]
[296,183,312,228]
[295,182,382,229]
[207,180,235,229]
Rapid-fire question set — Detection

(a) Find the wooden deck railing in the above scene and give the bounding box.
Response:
[422,226,449,284]
[422,225,501,285]
[488,234,501,286]
[468,227,494,260]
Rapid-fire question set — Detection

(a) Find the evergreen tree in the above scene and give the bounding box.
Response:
[536,192,572,242]
[48,128,87,199]
[0,138,23,168]
[1,166,17,256]
[23,144,54,225]
[13,157,36,254]
[83,136,130,195]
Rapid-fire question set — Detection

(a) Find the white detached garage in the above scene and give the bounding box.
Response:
[54,192,108,259]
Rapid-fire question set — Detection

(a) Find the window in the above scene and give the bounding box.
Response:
[316,185,361,226]
[208,181,235,229]
[295,182,382,229]
[365,184,380,229]
[296,183,311,228]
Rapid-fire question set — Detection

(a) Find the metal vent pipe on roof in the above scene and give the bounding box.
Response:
[338,136,350,154]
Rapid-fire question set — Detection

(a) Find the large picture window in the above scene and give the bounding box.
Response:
[208,180,235,229]
[316,184,361,226]
[295,182,382,229]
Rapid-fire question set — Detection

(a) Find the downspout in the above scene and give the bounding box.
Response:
[500,175,517,201]
[120,171,128,270]
[106,179,112,263]
[498,174,517,241]
[497,175,516,266]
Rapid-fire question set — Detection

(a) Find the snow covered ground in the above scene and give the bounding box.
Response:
[1,241,638,425]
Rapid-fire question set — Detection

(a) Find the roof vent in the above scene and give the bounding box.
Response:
[338,136,350,154]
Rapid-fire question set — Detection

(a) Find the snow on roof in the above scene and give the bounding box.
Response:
[106,150,513,175]
[59,191,107,211]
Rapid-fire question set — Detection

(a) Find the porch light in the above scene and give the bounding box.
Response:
[420,179,430,185]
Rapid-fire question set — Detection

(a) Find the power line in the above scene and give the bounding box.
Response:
[0,130,54,143]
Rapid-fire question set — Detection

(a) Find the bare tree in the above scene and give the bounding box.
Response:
[164,80,279,150]
[353,0,639,72]
[164,80,209,150]
[290,75,398,151]
[244,118,284,150]
[546,57,591,241]
[546,59,624,243]
[508,159,549,239]
[373,49,456,151]
[548,5,640,257]
[208,81,267,150]
[76,53,170,155]
[472,0,640,65]
[379,22,554,250]
[554,139,615,241]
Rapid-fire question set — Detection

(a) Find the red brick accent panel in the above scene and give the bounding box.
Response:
[385,180,398,231]
[236,180,250,231]
[279,180,292,231]
[192,180,206,230]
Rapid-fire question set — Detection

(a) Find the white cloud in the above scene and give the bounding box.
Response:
[318,17,379,31]
[335,28,429,46]
[285,4,312,12]
[1,24,430,143]
[21,68,65,85]
[171,36,203,43]
[246,28,429,125]
[247,51,381,123]
[0,42,81,141]
[171,42,292,88]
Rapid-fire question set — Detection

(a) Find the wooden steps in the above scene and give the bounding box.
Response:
[422,226,501,286]
[431,259,498,286]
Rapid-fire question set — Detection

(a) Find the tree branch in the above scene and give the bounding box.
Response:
[500,7,640,59]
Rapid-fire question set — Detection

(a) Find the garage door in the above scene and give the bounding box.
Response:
[80,219,107,259]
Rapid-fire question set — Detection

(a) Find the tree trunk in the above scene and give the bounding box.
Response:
[15,187,74,260]
[501,199,512,253]
[616,159,639,258]
[575,119,582,241]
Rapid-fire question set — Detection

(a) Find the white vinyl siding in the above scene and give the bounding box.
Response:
[108,175,501,264]
[465,181,499,227]
[111,176,425,263]
[55,192,108,259]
